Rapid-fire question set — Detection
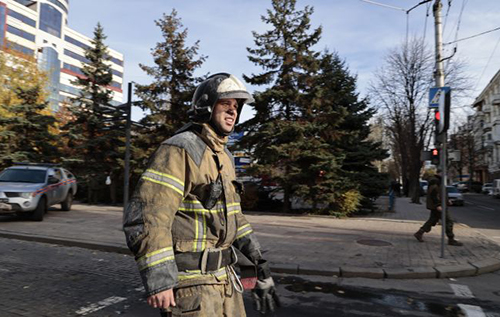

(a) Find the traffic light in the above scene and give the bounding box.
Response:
[436,89,451,134]
[431,148,440,166]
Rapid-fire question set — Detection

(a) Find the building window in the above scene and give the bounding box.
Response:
[110,81,122,89]
[60,83,82,96]
[109,56,123,67]
[7,24,35,41]
[64,49,90,64]
[7,9,36,27]
[47,0,68,14]
[62,62,84,76]
[38,46,61,110]
[64,35,91,50]
[39,3,62,38]
[6,40,34,56]
[112,69,123,78]
[0,3,6,46]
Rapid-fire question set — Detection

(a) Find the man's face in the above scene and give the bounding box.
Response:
[211,98,238,135]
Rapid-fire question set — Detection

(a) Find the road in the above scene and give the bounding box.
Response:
[450,193,500,245]
[1,238,500,317]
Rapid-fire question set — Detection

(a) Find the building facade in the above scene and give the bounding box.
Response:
[472,69,500,182]
[0,0,124,110]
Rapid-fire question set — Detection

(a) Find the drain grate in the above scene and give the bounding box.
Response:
[356,239,392,247]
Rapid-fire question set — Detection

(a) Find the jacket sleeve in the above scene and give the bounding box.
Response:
[123,144,187,296]
[232,213,271,279]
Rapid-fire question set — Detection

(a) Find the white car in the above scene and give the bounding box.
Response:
[0,164,77,221]
[482,183,493,195]
[446,186,464,206]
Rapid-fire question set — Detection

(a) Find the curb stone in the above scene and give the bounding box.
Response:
[383,267,437,279]
[1,230,500,280]
[435,264,478,278]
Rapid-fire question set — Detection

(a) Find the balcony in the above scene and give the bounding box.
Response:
[484,140,494,149]
[483,105,492,113]
[483,122,493,132]
[492,94,500,105]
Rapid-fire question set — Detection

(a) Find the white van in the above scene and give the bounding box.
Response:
[493,179,500,198]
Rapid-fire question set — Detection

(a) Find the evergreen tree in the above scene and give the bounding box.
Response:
[63,23,122,203]
[317,52,389,209]
[134,9,206,168]
[0,87,60,166]
[243,0,323,212]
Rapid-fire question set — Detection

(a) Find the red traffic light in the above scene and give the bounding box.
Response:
[432,149,438,156]
[435,111,441,121]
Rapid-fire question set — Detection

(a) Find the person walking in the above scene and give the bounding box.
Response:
[414,173,463,246]
[123,73,279,316]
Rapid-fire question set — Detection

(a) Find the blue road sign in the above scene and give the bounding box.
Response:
[429,87,450,109]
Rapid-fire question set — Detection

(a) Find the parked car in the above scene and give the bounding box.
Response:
[446,186,464,206]
[456,181,469,192]
[420,180,428,196]
[493,179,500,198]
[0,163,77,221]
[482,183,493,194]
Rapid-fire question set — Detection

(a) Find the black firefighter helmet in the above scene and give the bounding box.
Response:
[189,73,254,124]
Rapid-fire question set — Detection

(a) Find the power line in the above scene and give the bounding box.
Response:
[359,0,406,12]
[473,32,500,95]
[444,26,500,45]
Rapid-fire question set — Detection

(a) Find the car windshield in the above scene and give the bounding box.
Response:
[0,169,47,183]
[447,186,459,193]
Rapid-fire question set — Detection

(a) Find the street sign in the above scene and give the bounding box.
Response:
[429,86,450,109]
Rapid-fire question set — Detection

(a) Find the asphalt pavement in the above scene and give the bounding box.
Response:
[0,196,500,280]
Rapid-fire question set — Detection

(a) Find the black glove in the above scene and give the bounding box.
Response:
[252,277,280,314]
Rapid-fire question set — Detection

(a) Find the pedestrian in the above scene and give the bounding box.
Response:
[414,172,463,246]
[123,73,279,316]
[388,181,396,211]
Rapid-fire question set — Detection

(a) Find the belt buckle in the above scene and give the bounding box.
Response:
[200,247,223,274]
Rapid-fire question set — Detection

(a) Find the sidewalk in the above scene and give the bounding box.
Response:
[0,198,499,279]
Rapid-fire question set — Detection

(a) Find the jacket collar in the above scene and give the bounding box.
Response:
[196,123,228,153]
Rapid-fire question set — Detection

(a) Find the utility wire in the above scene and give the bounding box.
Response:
[444,26,500,45]
[442,0,453,37]
[359,0,406,12]
[472,32,500,98]
[422,1,432,44]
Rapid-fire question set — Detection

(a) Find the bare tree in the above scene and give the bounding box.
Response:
[370,37,471,203]
[370,38,434,203]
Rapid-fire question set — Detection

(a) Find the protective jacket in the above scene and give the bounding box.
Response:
[123,123,264,297]
[426,177,442,210]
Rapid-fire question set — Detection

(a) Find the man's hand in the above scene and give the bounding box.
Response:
[147,289,176,310]
[437,206,442,211]
[252,277,280,314]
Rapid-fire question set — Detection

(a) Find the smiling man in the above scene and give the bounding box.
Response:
[123,73,279,316]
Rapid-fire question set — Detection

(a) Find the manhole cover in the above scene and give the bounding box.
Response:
[357,239,392,247]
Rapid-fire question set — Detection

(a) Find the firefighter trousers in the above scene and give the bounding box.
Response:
[160,282,246,317]
[420,208,454,239]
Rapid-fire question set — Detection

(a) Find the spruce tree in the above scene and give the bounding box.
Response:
[243,0,323,212]
[316,52,389,210]
[134,9,206,168]
[0,87,60,166]
[63,23,122,203]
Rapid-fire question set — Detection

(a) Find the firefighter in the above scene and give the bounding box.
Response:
[123,73,279,316]
[414,173,463,246]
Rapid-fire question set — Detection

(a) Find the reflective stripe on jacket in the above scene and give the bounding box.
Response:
[123,123,260,296]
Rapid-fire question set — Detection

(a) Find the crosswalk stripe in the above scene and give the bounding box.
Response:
[457,304,486,317]
[450,284,474,298]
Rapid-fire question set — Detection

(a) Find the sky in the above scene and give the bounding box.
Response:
[67,0,500,127]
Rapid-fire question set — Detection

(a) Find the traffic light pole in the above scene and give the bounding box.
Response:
[433,0,447,258]
[123,82,132,212]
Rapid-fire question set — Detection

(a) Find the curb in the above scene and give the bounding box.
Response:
[1,230,500,280]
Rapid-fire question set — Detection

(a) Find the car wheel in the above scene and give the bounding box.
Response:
[30,196,46,221]
[61,192,73,211]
